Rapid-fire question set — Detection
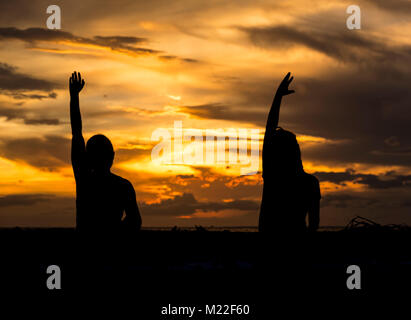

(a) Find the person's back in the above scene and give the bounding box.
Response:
[260,170,320,233]
[69,72,142,234]
[76,168,139,232]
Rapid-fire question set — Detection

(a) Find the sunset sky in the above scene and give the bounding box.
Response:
[0,0,410,227]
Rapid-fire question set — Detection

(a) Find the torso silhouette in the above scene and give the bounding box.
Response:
[259,172,320,232]
[71,134,139,233]
[259,132,321,232]
[75,170,135,232]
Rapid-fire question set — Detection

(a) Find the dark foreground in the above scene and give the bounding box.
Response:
[1,228,410,315]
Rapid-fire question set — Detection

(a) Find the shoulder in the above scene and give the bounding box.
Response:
[110,173,135,191]
[302,172,319,185]
[301,173,321,197]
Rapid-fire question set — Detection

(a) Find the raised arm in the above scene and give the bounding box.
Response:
[263,72,295,147]
[69,71,86,180]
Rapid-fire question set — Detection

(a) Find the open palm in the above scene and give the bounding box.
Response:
[69,71,85,96]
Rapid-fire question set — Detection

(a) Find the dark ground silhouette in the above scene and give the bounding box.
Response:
[2,228,411,310]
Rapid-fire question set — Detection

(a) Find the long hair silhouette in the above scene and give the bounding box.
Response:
[264,127,304,177]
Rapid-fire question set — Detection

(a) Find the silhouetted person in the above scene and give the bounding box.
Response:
[259,72,320,233]
[69,71,142,234]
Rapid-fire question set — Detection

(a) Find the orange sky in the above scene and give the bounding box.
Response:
[0,0,410,227]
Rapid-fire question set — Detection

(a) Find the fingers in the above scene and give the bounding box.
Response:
[284,72,293,82]
[281,72,293,86]
[282,72,290,84]
[70,71,85,83]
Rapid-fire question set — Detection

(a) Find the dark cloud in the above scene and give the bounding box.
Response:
[0,194,52,207]
[293,70,411,167]
[0,27,198,63]
[239,24,411,65]
[141,192,259,217]
[0,62,58,97]
[23,118,59,125]
[4,92,57,100]
[0,193,75,227]
[115,147,151,162]
[356,172,411,189]
[321,193,379,208]
[159,55,200,63]
[182,58,200,63]
[93,35,147,46]
[366,0,411,14]
[315,169,411,189]
[176,174,196,179]
[0,27,154,54]
[0,104,60,125]
[0,135,70,170]
[179,103,265,125]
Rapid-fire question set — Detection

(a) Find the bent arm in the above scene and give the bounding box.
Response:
[123,183,142,232]
[308,200,320,231]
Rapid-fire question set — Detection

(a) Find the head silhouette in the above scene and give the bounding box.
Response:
[86,134,114,173]
[271,127,304,176]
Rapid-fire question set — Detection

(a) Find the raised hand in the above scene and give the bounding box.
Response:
[264,72,295,132]
[276,72,295,97]
[69,71,85,96]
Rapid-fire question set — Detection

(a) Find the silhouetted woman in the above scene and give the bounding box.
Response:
[259,73,321,233]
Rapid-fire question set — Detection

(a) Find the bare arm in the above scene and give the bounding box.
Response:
[122,182,142,232]
[308,199,320,232]
[69,72,86,180]
[263,72,295,149]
